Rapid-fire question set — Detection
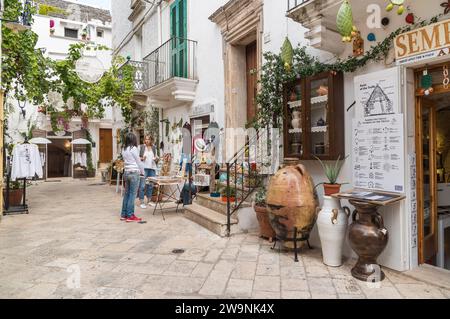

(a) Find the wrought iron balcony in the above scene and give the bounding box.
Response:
[144,37,198,89]
[119,60,149,92]
[119,37,198,107]
[287,0,311,12]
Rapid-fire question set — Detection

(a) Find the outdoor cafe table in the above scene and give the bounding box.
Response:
[146,176,185,220]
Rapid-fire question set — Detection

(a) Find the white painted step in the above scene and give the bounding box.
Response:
[183,203,239,237]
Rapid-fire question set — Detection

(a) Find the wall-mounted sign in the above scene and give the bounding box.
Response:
[190,103,214,118]
[395,18,450,65]
[75,56,105,84]
[352,114,405,193]
[354,67,400,118]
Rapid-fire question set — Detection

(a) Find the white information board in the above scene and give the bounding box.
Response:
[354,67,400,118]
[352,114,405,193]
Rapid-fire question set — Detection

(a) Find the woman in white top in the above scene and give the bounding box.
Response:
[138,135,159,208]
[121,133,145,222]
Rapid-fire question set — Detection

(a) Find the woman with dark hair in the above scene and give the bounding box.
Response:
[120,132,145,222]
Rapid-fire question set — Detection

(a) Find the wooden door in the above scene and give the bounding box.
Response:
[99,129,113,164]
[417,97,438,264]
[246,41,257,122]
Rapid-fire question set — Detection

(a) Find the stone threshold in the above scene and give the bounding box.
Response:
[402,264,450,289]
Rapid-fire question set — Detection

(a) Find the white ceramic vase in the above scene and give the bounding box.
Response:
[291,111,301,129]
[317,196,350,267]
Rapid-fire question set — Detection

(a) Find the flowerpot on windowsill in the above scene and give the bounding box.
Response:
[50,28,55,35]
[254,204,275,242]
[323,183,341,196]
[3,188,24,206]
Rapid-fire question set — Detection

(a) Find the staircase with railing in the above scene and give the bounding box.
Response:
[223,128,273,236]
[183,127,277,237]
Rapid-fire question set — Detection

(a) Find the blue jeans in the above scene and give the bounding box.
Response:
[121,171,140,218]
[139,168,156,201]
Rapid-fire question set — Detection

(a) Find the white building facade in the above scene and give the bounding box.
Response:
[7,0,116,179]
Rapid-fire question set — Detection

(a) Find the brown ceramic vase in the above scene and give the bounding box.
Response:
[266,159,319,249]
[348,200,388,282]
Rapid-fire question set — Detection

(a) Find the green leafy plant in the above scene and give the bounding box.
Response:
[38,4,68,16]
[249,13,445,130]
[221,185,236,198]
[314,155,348,185]
[254,187,266,207]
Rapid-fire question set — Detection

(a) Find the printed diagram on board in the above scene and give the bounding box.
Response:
[364,84,394,117]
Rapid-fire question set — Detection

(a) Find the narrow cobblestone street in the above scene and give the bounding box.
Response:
[0,180,449,299]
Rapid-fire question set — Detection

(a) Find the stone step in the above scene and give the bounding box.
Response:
[195,193,251,216]
[183,203,239,237]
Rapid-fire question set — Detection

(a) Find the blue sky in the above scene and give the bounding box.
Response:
[71,0,111,11]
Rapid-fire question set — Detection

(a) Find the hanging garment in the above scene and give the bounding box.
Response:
[11,144,43,181]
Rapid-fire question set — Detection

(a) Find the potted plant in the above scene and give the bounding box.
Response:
[254,187,276,242]
[314,155,348,196]
[3,181,25,206]
[221,185,236,202]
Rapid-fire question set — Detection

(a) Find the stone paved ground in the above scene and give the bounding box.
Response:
[0,179,449,299]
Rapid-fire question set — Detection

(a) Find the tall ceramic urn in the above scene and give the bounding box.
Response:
[266,159,319,249]
[317,196,350,267]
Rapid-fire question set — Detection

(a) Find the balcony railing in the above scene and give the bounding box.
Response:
[119,60,149,92]
[144,37,198,89]
[287,0,311,11]
[119,37,197,93]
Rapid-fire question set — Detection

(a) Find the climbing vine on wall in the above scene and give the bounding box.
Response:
[251,12,447,129]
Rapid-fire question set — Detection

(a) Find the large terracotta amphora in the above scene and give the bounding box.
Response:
[266,159,319,249]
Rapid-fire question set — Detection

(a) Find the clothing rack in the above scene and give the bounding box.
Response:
[3,138,29,215]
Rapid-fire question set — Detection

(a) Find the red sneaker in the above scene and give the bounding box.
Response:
[120,216,127,221]
[126,215,142,222]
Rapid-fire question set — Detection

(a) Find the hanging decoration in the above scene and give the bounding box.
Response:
[353,31,364,57]
[367,33,376,42]
[420,70,434,96]
[381,17,390,27]
[405,13,415,24]
[443,65,449,89]
[336,0,357,42]
[281,37,294,71]
[386,0,406,15]
[441,1,450,15]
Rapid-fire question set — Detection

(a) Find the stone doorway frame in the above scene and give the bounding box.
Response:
[210,0,263,130]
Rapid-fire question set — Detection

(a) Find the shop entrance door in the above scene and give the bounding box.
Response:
[99,129,113,164]
[417,97,438,264]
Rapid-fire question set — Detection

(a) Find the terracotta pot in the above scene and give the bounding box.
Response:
[151,194,164,202]
[348,200,388,282]
[254,204,276,241]
[221,196,235,202]
[3,189,24,206]
[266,159,319,249]
[323,183,341,196]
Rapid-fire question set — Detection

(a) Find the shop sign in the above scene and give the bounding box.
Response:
[395,18,450,65]
[190,103,214,118]
[352,114,405,193]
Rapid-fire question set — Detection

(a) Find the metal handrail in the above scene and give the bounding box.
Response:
[287,0,310,12]
[143,37,198,88]
[225,128,268,236]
